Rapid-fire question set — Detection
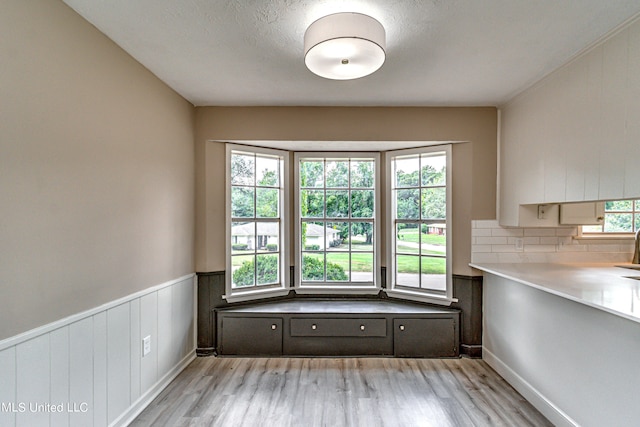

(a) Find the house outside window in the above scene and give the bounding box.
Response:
[294,153,380,292]
[386,145,453,304]
[582,200,640,234]
[226,145,289,301]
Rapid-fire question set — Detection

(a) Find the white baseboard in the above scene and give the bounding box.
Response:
[483,347,578,427]
[112,350,197,427]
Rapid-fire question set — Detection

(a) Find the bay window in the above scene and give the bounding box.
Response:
[226,144,289,301]
[386,145,452,303]
[295,153,380,292]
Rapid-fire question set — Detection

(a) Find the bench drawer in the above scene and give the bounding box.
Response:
[290,318,386,337]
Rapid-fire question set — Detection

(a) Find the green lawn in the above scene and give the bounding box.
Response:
[396,255,445,274]
[397,228,445,245]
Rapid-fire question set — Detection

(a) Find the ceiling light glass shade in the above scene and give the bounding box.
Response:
[304,12,386,80]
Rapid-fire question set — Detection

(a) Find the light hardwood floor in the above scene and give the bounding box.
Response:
[131,357,552,427]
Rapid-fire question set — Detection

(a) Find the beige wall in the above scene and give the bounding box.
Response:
[0,0,195,339]
[195,107,497,277]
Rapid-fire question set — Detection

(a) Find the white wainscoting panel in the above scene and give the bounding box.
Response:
[69,317,93,427]
[93,312,108,427]
[107,303,131,424]
[129,299,141,404]
[50,327,70,427]
[139,293,158,393]
[0,274,196,427]
[16,334,50,426]
[0,347,17,426]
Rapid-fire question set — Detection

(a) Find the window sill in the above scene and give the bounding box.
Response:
[295,286,380,296]
[223,288,291,304]
[575,234,635,243]
[384,288,457,306]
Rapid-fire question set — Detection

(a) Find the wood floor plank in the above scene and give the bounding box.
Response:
[132,357,553,427]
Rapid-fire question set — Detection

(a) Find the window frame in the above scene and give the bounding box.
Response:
[385,145,454,305]
[581,199,640,236]
[294,152,381,294]
[225,144,290,303]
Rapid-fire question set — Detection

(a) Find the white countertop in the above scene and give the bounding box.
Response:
[469,262,640,324]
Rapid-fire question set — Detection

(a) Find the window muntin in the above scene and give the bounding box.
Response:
[296,154,379,288]
[583,200,640,234]
[227,147,287,295]
[388,146,451,298]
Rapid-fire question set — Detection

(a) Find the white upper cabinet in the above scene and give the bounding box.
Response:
[499,17,640,227]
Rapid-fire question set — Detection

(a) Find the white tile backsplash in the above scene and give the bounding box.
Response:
[471,220,635,263]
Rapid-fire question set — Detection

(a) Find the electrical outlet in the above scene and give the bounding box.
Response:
[143,335,151,357]
[515,238,524,251]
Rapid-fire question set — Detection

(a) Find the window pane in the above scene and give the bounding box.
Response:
[605,200,633,211]
[351,190,374,218]
[325,161,349,188]
[302,253,324,281]
[301,161,324,188]
[326,190,349,217]
[256,188,279,218]
[635,215,640,232]
[420,256,446,291]
[231,222,255,254]
[396,189,419,219]
[256,156,279,187]
[231,255,255,288]
[396,223,419,254]
[604,213,633,232]
[396,255,419,288]
[256,254,279,285]
[351,161,374,188]
[421,153,446,186]
[395,156,419,187]
[231,187,254,218]
[351,222,373,251]
[301,190,324,217]
[303,221,325,250]
[421,187,446,220]
[256,222,278,253]
[326,222,348,251]
[231,153,254,185]
[326,253,349,282]
[420,225,446,256]
[352,252,373,282]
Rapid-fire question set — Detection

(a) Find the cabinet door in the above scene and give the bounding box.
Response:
[560,202,604,225]
[393,318,458,358]
[219,316,282,356]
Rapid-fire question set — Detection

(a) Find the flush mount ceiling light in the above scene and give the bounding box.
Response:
[304,12,386,80]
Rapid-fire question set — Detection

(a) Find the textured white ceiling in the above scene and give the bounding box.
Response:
[62,0,640,107]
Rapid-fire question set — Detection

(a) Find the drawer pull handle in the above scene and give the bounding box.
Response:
[360,325,365,331]
[399,325,405,331]
[311,324,317,330]
[271,324,277,330]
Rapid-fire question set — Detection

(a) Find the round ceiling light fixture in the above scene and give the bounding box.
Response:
[304,12,386,80]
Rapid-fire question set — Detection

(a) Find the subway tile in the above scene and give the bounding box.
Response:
[473,220,500,229]
[539,237,559,245]
[523,228,558,237]
[472,228,492,237]
[471,253,499,263]
[472,244,493,253]
[491,245,521,253]
[524,244,557,253]
[491,228,524,237]
[556,228,578,236]
[476,236,508,245]
[587,244,622,252]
